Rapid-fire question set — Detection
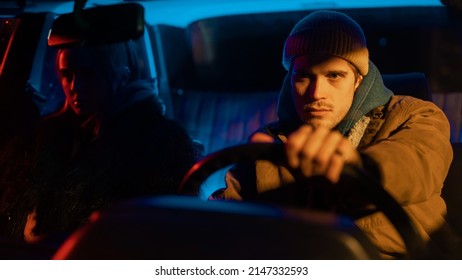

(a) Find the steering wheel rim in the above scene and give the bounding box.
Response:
[179,142,428,259]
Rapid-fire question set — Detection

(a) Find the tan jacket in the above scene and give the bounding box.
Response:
[221,95,453,258]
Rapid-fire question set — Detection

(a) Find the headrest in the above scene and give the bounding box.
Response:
[185,12,307,91]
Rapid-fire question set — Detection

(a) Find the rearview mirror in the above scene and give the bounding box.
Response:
[48,3,144,48]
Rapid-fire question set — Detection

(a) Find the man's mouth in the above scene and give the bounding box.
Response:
[305,109,330,117]
[303,103,333,117]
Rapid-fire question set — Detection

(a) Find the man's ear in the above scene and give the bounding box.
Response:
[354,75,363,91]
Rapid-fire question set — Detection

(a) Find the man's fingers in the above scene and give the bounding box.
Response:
[286,125,312,168]
[298,126,330,177]
[249,132,276,143]
[312,131,343,175]
[285,126,363,183]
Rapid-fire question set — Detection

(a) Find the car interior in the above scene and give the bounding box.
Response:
[0,0,461,259]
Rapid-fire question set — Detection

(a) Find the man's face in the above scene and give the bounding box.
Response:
[291,54,362,129]
[58,48,113,119]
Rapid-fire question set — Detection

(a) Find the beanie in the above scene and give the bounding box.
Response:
[282,10,369,76]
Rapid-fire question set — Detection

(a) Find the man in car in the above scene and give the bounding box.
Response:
[14,40,201,242]
[212,10,453,259]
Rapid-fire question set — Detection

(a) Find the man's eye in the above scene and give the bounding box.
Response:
[327,73,343,79]
[293,72,310,80]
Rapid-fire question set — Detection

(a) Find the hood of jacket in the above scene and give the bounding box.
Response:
[107,79,164,119]
[276,60,393,135]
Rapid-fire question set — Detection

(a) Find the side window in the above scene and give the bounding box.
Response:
[23,13,66,118]
[36,45,65,117]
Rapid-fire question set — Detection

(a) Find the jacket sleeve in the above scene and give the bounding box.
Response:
[210,162,257,200]
[360,96,453,205]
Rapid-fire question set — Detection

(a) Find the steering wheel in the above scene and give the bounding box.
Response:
[179,142,428,259]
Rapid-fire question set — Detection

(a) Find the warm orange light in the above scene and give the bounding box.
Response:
[52,232,80,260]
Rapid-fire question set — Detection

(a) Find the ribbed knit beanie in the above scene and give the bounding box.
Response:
[282,10,369,76]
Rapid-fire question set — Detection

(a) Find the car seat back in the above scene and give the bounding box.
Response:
[443,142,462,236]
[53,196,381,260]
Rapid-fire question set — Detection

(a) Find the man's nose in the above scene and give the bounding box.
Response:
[307,77,327,100]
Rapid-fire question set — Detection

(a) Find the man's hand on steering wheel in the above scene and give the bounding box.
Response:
[251,124,363,184]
